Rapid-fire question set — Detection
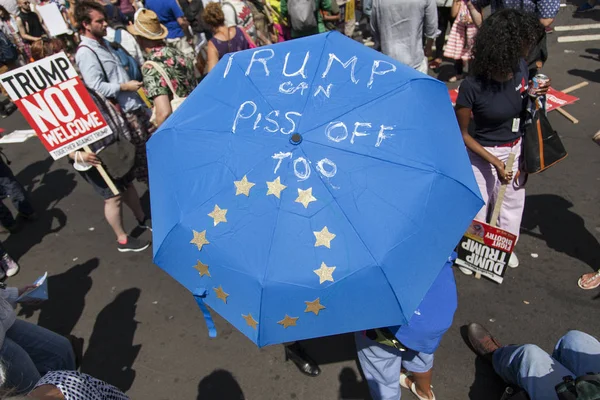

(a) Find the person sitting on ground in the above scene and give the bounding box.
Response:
[0,283,78,394]
[203,2,250,73]
[15,0,49,50]
[355,254,458,400]
[467,323,600,400]
[129,9,197,127]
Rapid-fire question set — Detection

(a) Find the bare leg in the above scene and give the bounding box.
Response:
[121,183,145,222]
[104,195,127,242]
[406,369,434,399]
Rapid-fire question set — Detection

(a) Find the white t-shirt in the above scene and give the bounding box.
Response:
[221,0,256,40]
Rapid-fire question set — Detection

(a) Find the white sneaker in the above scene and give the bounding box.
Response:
[459,266,473,275]
[508,252,519,268]
[0,254,19,277]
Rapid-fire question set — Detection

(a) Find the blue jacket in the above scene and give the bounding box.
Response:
[389,253,458,354]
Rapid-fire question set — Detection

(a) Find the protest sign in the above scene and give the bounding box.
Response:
[37,3,70,37]
[455,220,517,284]
[0,52,112,160]
[448,87,579,111]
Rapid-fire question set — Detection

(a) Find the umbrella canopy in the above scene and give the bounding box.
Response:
[147,32,483,347]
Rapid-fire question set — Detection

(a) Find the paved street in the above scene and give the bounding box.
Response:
[0,2,598,399]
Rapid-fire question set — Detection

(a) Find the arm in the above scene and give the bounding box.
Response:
[206,40,219,72]
[172,1,193,40]
[0,287,19,308]
[450,0,461,18]
[68,150,101,165]
[76,49,141,98]
[152,94,173,127]
[466,0,482,27]
[455,106,513,182]
[35,11,50,36]
[16,16,41,41]
[423,0,439,56]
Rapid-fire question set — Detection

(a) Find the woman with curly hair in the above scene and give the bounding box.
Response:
[454,9,547,274]
[203,2,250,73]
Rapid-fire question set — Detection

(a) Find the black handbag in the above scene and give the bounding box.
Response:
[522,98,567,174]
[98,136,136,180]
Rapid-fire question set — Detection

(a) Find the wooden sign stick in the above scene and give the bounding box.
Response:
[82,145,119,196]
[473,152,517,280]
[552,81,588,124]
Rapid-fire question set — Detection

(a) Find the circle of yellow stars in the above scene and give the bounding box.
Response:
[188,173,339,331]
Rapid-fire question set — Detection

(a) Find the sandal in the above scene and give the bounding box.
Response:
[578,271,600,290]
[400,372,436,400]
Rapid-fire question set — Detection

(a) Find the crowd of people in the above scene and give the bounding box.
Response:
[0,0,598,398]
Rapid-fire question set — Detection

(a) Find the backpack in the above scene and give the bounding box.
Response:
[112,29,143,82]
[0,31,18,65]
[556,374,600,400]
[287,0,317,32]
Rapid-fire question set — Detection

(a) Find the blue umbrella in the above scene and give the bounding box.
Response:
[147,32,483,347]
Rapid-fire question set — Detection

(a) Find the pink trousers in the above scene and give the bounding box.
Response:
[468,140,526,240]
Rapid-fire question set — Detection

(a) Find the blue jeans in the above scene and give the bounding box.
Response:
[355,332,434,400]
[0,319,75,393]
[493,330,600,400]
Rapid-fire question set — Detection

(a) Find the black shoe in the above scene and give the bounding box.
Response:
[285,343,321,377]
[467,323,502,364]
[137,216,152,231]
[117,236,150,253]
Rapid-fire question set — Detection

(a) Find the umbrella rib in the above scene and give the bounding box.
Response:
[298,32,332,129]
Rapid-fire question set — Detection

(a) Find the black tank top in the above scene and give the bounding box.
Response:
[19,10,45,39]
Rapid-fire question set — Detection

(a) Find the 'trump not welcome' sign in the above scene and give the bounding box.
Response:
[0,52,112,159]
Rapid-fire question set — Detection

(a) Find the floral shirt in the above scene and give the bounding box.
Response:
[142,45,197,105]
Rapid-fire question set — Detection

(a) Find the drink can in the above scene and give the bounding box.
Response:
[528,74,549,97]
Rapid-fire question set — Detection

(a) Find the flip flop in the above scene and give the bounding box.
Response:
[578,271,600,290]
[400,372,435,400]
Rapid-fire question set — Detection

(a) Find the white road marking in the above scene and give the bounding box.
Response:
[557,34,600,43]
[554,23,600,31]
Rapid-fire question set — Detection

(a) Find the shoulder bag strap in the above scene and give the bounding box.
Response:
[142,60,181,99]
[78,44,109,83]
[221,2,240,25]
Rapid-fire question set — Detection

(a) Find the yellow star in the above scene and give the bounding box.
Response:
[313,262,336,284]
[242,313,258,329]
[213,285,229,303]
[295,187,317,209]
[208,204,228,226]
[234,175,255,196]
[314,226,336,248]
[193,260,210,277]
[190,230,209,251]
[266,176,287,199]
[277,314,298,328]
[304,298,326,315]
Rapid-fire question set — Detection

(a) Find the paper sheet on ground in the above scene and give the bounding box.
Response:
[0,129,37,144]
[17,272,48,301]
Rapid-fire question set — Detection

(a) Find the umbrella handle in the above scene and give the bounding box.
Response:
[490,152,517,228]
[194,292,218,338]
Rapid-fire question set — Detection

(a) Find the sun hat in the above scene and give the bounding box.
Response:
[127,9,168,41]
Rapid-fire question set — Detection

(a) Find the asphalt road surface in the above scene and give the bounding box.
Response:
[0,2,598,399]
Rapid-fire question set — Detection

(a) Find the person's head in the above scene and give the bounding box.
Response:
[202,2,225,30]
[127,8,168,49]
[17,0,31,12]
[74,1,108,39]
[0,5,9,20]
[470,9,544,81]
